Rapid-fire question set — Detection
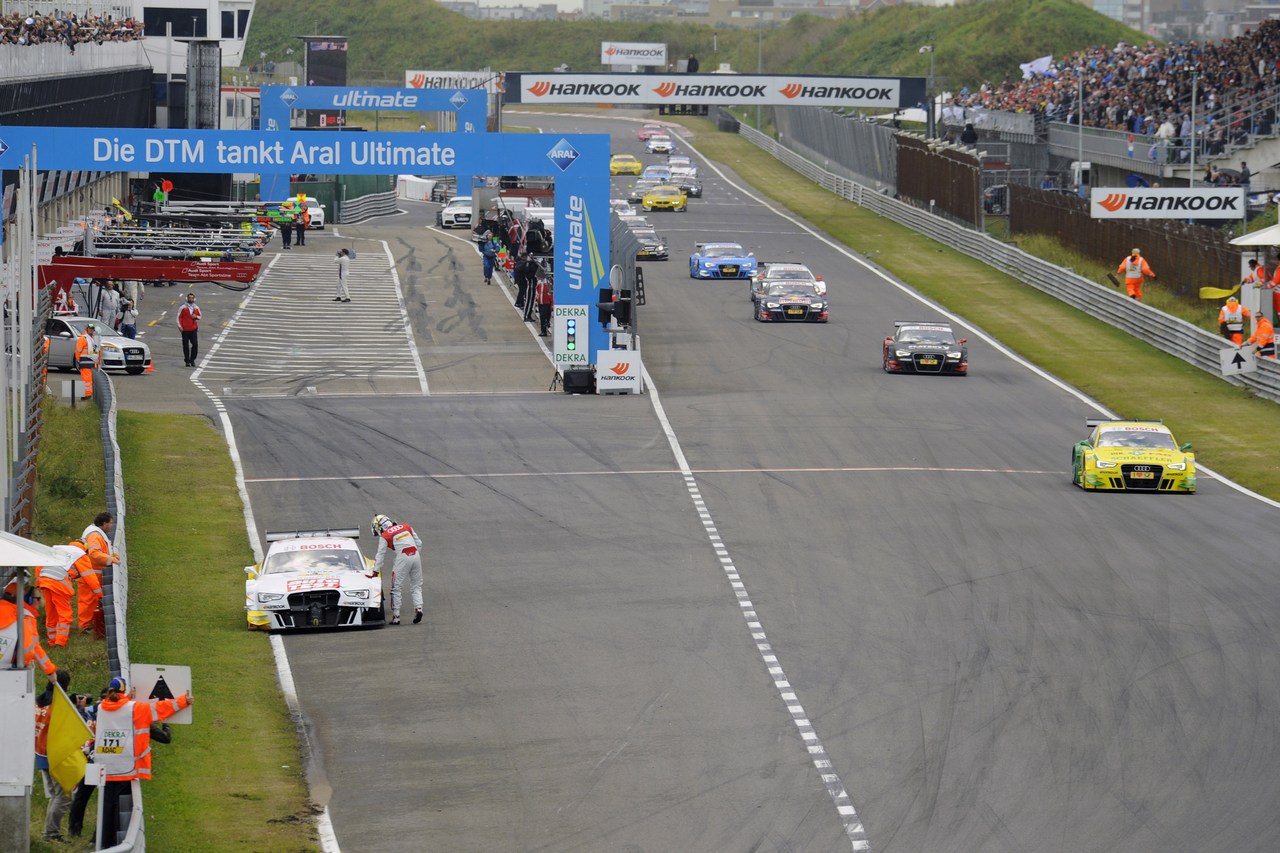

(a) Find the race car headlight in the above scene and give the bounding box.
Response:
[1094,459,1118,469]
[344,589,370,600]
[1166,461,1186,471]
[947,351,963,359]
[895,350,912,358]
[101,342,122,352]
[812,302,827,310]
[258,592,284,603]
[765,302,780,309]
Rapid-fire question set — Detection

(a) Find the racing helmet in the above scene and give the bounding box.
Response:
[371,514,393,536]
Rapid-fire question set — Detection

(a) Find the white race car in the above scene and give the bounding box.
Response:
[245,528,384,630]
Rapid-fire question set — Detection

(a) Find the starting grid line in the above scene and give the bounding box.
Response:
[243,465,1065,484]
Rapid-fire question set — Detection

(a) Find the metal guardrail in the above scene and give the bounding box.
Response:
[735,123,1280,403]
[337,190,398,224]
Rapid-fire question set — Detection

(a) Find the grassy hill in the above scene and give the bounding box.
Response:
[245,0,1146,92]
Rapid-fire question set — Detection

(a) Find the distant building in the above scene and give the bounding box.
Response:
[439,0,559,19]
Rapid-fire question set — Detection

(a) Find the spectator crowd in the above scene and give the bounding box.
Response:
[947,19,1280,160]
[0,10,143,47]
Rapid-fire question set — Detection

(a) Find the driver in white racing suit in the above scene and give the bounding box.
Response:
[371,514,423,626]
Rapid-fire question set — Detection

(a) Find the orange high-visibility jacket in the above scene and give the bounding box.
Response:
[95,693,191,781]
[1249,316,1275,350]
[0,599,57,675]
[1118,255,1154,282]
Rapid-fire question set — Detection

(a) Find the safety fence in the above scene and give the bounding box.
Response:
[734,122,1280,403]
[337,189,398,224]
[98,370,144,851]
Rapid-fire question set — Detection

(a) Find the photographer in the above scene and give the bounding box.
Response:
[118,298,139,338]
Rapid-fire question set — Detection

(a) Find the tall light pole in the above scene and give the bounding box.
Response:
[919,44,934,139]
[1077,69,1084,197]
[1189,69,1198,188]
[756,15,764,130]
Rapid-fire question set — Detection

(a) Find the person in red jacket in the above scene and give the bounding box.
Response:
[535,274,554,337]
[176,291,201,367]
[94,676,193,846]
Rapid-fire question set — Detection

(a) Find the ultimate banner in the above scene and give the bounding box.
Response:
[506,72,925,109]
[0,126,610,360]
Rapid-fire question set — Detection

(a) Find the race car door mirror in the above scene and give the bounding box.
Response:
[959,338,968,344]
[244,566,258,579]
[1180,443,1193,452]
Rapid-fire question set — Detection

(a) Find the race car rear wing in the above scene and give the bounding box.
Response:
[1085,419,1163,428]
[894,320,950,328]
[265,528,361,541]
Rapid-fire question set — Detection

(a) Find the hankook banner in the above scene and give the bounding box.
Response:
[1090,187,1245,219]
[506,72,922,109]
[601,42,667,66]
[405,70,504,95]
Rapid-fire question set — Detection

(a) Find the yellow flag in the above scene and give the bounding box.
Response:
[47,685,91,793]
[1200,285,1240,300]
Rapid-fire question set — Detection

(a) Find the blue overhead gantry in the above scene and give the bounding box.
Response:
[0,126,609,366]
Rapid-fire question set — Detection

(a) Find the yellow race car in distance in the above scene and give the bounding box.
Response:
[610,154,644,176]
[1072,420,1195,493]
[641,184,688,212]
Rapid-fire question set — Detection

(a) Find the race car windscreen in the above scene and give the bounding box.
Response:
[767,283,820,298]
[263,549,365,574]
[1096,430,1178,450]
[765,268,814,281]
[704,245,744,258]
[898,326,956,344]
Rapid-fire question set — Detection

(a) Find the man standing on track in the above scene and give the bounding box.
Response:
[371,514,423,626]
[334,249,351,303]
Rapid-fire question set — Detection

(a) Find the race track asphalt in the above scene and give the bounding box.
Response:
[114,112,1280,853]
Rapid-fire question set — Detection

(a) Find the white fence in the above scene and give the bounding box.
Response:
[736,123,1280,403]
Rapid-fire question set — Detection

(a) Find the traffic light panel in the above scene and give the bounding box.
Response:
[566,317,577,351]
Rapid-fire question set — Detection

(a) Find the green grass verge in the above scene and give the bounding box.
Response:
[666,115,1280,499]
[30,399,317,853]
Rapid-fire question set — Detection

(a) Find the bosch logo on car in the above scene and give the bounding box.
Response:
[298,543,344,549]
[547,138,580,172]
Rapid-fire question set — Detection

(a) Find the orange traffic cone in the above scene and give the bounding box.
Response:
[145,360,155,372]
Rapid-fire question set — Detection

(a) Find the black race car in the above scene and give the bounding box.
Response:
[754,282,828,322]
[883,321,968,374]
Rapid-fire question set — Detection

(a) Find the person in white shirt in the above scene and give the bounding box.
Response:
[334,249,351,303]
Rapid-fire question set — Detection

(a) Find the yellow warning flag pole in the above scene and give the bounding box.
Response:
[1200,285,1241,300]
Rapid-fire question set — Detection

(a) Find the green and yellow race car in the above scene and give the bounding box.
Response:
[1072,420,1195,493]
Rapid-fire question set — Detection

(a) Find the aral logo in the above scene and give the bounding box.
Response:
[547,138,580,172]
[1097,193,1126,212]
[280,88,298,107]
[529,81,551,97]
[0,139,8,158]
[654,82,677,98]
[450,91,468,109]
[780,83,804,99]
[608,362,630,375]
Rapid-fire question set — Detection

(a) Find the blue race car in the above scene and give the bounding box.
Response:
[689,242,757,279]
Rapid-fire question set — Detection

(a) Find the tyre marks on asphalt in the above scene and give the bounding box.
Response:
[197,246,429,397]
